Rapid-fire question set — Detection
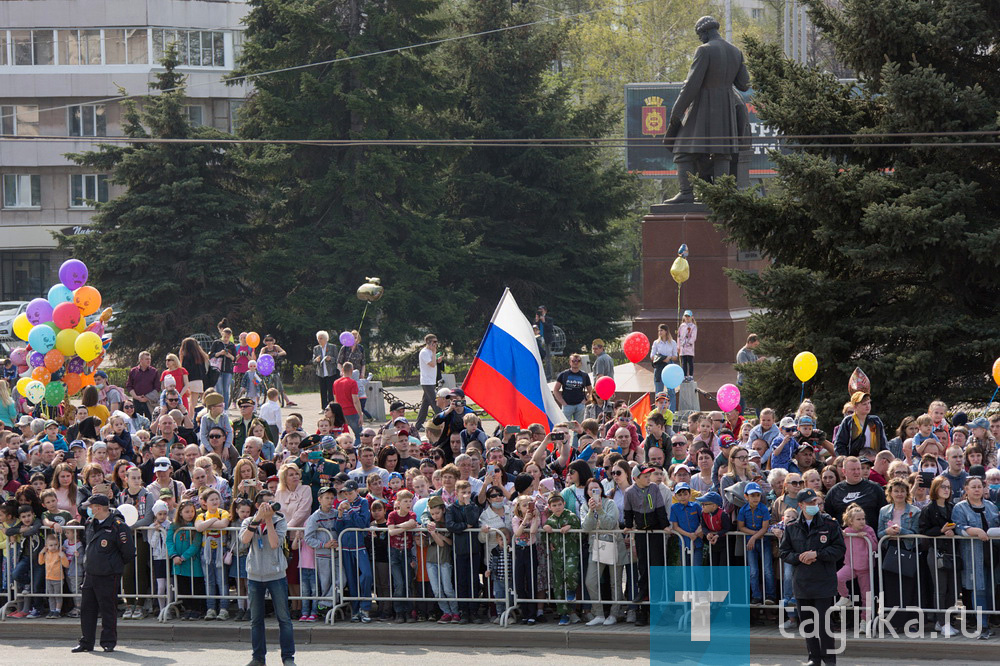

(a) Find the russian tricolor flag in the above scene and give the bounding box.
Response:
[463,289,565,431]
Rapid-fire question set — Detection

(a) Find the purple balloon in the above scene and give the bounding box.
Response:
[339,331,356,347]
[59,258,88,290]
[9,347,27,365]
[257,353,275,377]
[29,351,45,368]
[67,356,86,374]
[26,298,53,325]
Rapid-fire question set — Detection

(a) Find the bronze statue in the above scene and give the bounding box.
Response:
[663,16,751,204]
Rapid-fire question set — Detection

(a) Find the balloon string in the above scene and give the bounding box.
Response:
[800,381,805,403]
[676,285,682,336]
[357,301,371,333]
[989,385,1000,408]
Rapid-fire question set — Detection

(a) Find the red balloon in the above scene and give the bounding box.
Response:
[52,301,82,330]
[623,331,651,364]
[594,376,616,401]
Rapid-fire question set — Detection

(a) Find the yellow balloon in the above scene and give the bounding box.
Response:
[16,377,32,397]
[670,257,690,284]
[74,317,87,332]
[56,328,80,356]
[13,313,32,341]
[74,330,103,362]
[793,351,818,383]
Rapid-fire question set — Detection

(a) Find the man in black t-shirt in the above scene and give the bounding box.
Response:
[209,327,238,409]
[553,353,591,423]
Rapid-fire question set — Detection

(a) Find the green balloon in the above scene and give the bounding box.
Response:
[44,321,60,334]
[44,380,66,404]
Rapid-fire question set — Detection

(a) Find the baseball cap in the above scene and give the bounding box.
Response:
[697,491,723,506]
[318,486,335,497]
[796,488,819,504]
[850,391,870,405]
[674,482,691,492]
[779,416,796,430]
[343,480,359,492]
[390,400,406,412]
[744,481,763,495]
[397,429,410,437]
[44,419,59,428]
[639,467,656,475]
[683,310,693,317]
[389,472,403,481]
[718,433,735,448]
[971,417,990,430]
[333,472,351,483]
[69,440,86,451]
[796,415,815,426]
[94,370,108,379]
[153,457,172,472]
[436,388,452,399]
[17,415,32,427]
[654,392,668,401]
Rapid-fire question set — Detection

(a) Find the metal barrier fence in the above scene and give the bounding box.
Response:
[14,520,1000,632]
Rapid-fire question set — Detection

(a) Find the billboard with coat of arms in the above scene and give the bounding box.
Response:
[625,82,781,178]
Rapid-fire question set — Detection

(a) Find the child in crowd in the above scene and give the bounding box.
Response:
[544,492,581,626]
[669,482,703,566]
[40,489,73,531]
[386,472,404,503]
[147,500,170,617]
[334,480,374,623]
[737,482,776,605]
[0,504,14,594]
[244,360,261,404]
[423,496,459,623]
[227,498,253,621]
[195,488,231,620]
[63,525,84,618]
[7,504,44,618]
[367,499,391,619]
[168,499,204,620]
[39,420,69,453]
[387,490,418,622]
[304,488,338,620]
[643,413,671,453]
[771,507,799,626]
[446,481,483,624]
[697,492,731,566]
[836,503,877,621]
[294,521,318,622]
[511,495,541,624]
[460,413,487,450]
[259,388,283,444]
[38,533,69,618]
[678,310,697,379]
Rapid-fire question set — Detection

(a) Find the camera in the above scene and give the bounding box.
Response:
[260,501,281,512]
[551,432,566,442]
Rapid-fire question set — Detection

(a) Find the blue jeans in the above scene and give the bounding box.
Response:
[426,561,458,615]
[680,540,703,567]
[215,372,234,408]
[746,538,776,601]
[248,577,295,663]
[342,549,373,613]
[204,549,229,611]
[782,562,797,616]
[12,557,44,611]
[300,567,317,617]
[345,413,362,440]
[562,402,586,423]
[389,547,414,613]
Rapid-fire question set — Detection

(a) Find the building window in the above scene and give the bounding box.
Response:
[0,106,39,136]
[104,28,149,65]
[70,174,109,208]
[229,100,244,134]
[10,30,54,66]
[185,105,204,127]
[153,29,226,67]
[751,8,765,20]
[0,31,7,66]
[0,252,53,301]
[3,174,41,208]
[68,104,107,137]
[58,29,102,65]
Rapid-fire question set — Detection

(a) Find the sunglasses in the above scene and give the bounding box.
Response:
[166,398,179,402]
[516,450,528,456]
[124,404,134,409]
[612,470,624,476]
[208,434,223,440]
[788,481,803,486]
[433,455,443,460]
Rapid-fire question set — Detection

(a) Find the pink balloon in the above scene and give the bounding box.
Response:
[9,347,27,365]
[716,383,741,413]
[594,376,616,401]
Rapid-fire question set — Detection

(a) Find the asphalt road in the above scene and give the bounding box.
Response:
[3,639,951,665]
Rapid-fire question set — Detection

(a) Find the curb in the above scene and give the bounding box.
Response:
[0,619,995,658]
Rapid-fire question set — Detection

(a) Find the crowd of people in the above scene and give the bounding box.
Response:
[2,328,1000,645]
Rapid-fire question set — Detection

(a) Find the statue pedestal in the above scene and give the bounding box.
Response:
[632,205,767,363]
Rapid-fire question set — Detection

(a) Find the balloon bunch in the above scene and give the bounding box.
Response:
[243,331,275,377]
[8,259,113,408]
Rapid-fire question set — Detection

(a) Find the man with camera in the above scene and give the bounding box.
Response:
[240,490,296,666]
[432,390,468,449]
[534,305,555,380]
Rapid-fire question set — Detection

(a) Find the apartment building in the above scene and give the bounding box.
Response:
[0,0,250,300]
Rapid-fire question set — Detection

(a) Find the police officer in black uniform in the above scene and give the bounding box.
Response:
[72,494,135,653]
[779,488,846,666]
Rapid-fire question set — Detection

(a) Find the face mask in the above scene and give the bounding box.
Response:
[490,501,504,509]
[803,504,820,517]
[86,507,94,518]
[990,484,1000,492]
[922,468,936,473]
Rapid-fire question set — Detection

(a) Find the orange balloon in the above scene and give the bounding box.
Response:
[31,367,51,384]
[80,372,95,388]
[246,332,260,348]
[73,285,102,316]
[64,373,82,396]
[993,357,1000,387]
[44,349,65,372]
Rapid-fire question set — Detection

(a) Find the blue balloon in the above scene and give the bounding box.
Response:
[662,363,685,390]
[27,324,56,354]
[47,283,74,309]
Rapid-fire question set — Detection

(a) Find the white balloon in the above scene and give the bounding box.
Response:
[117,503,139,527]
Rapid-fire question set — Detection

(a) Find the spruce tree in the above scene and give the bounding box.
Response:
[703,0,1000,426]
[233,0,469,356]
[63,47,252,360]
[442,0,638,350]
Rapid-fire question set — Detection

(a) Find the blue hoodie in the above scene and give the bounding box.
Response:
[333,496,370,551]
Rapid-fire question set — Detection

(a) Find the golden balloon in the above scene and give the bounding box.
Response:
[670,257,690,284]
[357,277,384,302]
